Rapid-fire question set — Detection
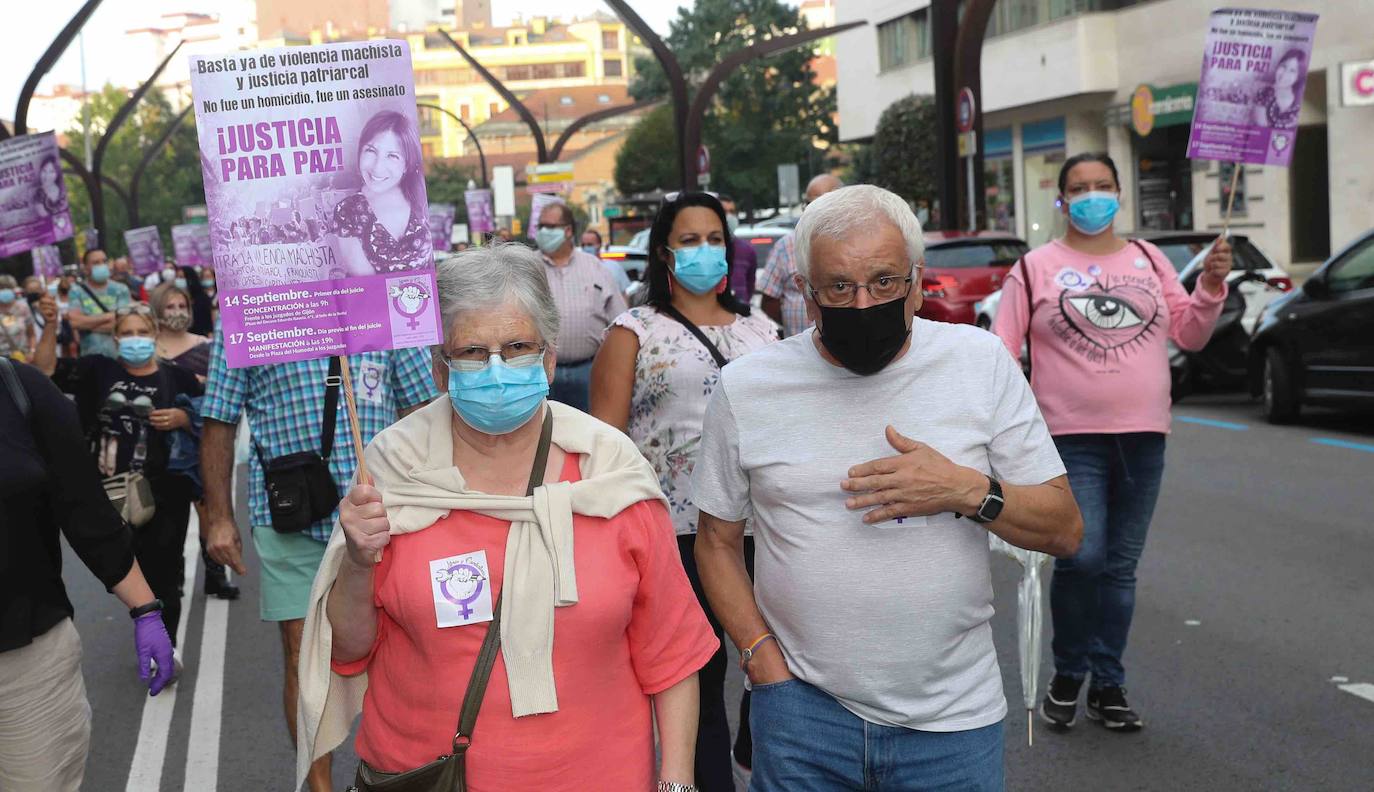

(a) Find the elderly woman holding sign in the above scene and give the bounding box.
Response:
[297,244,716,792]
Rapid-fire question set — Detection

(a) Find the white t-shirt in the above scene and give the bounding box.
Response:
[691,319,1065,731]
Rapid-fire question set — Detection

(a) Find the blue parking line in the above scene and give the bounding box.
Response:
[1176,416,1250,431]
[1311,438,1374,454]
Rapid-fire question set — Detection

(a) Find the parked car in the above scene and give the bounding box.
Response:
[918,232,1029,325]
[600,227,650,280]
[1248,228,1374,423]
[733,225,790,268]
[755,214,800,229]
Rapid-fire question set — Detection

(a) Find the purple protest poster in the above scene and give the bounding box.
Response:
[32,244,63,279]
[124,226,165,275]
[428,203,455,251]
[1187,8,1319,167]
[171,223,212,267]
[0,132,74,257]
[528,193,562,240]
[188,40,440,368]
[464,188,493,235]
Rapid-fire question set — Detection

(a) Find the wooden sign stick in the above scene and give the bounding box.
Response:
[338,356,383,562]
[1221,162,1242,237]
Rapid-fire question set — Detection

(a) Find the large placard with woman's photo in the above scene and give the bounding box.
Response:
[0,132,74,257]
[1186,8,1318,167]
[189,40,440,368]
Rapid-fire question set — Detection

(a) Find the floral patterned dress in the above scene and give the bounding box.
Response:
[609,306,777,535]
[332,193,431,273]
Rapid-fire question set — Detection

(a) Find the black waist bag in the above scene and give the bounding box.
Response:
[256,356,343,534]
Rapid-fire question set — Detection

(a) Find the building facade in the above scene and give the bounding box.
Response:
[836,0,1374,272]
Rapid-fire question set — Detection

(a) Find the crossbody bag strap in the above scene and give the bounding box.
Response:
[0,358,30,420]
[451,409,553,754]
[1016,256,1034,359]
[76,281,112,314]
[1128,239,1166,281]
[658,305,729,369]
[320,355,342,460]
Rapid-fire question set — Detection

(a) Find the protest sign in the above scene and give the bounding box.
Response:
[32,244,63,279]
[189,40,441,369]
[124,226,165,275]
[0,132,74,257]
[1187,8,1319,168]
[172,223,212,267]
[428,203,455,251]
[464,188,493,234]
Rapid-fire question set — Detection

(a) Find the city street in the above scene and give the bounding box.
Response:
[62,395,1374,792]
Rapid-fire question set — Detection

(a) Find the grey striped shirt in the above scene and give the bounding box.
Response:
[542,249,628,362]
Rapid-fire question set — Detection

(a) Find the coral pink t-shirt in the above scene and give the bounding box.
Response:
[992,238,1227,436]
[333,454,718,790]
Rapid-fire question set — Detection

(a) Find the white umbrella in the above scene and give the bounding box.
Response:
[990,534,1051,746]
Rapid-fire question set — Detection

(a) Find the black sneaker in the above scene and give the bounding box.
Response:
[1086,686,1143,731]
[1039,674,1084,728]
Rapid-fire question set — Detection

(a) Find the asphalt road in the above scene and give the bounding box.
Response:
[61,395,1373,791]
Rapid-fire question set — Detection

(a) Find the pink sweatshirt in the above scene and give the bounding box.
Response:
[992,238,1227,436]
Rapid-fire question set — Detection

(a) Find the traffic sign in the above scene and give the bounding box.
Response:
[956,87,977,134]
[957,131,977,157]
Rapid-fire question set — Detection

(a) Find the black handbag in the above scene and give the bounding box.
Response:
[255,356,343,534]
[349,411,554,792]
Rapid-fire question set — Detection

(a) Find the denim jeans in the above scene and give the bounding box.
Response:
[750,679,1004,792]
[550,358,593,412]
[1050,432,1167,689]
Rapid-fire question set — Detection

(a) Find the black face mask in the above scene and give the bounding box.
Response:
[816,295,911,375]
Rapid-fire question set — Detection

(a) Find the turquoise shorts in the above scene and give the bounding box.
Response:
[252,527,328,622]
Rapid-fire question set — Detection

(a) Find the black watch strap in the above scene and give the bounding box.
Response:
[970,476,1005,524]
[129,599,165,619]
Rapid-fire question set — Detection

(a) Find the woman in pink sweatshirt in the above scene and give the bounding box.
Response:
[993,152,1232,734]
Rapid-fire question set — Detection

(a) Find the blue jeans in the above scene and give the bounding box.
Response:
[1050,432,1167,689]
[550,358,592,412]
[750,679,1004,791]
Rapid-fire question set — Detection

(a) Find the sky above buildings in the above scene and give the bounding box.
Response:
[1,0,687,124]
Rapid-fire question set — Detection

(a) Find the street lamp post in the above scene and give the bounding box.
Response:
[418,102,490,188]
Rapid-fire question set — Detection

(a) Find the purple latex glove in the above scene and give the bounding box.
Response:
[134,612,175,696]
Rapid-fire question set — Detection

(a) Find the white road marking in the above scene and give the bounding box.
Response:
[125,512,200,791]
[183,598,229,791]
[1331,676,1350,683]
[1337,683,1374,704]
[1185,620,1202,626]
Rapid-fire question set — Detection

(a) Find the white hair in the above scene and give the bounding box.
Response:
[435,243,560,346]
[793,185,925,281]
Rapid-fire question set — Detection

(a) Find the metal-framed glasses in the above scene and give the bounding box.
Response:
[439,340,547,372]
[806,268,915,308]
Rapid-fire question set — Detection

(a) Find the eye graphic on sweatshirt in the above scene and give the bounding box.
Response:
[1064,294,1144,330]
[1057,283,1159,355]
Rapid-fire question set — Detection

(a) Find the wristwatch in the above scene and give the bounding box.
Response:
[967,476,1005,524]
[129,599,164,619]
[658,782,699,792]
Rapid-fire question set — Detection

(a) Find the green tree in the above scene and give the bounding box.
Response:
[613,105,678,196]
[870,94,938,206]
[627,0,835,208]
[424,159,477,227]
[60,84,205,258]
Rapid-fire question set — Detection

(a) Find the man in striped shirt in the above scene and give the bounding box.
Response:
[533,202,627,411]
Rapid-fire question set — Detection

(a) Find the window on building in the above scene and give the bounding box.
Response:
[418,98,442,137]
[532,63,557,80]
[984,127,1015,234]
[877,10,928,71]
[460,104,470,122]
[602,29,619,49]
[489,102,499,118]
[506,65,531,81]
[604,58,623,77]
[597,93,611,104]
[986,0,1110,37]
[561,62,585,78]
[559,95,574,106]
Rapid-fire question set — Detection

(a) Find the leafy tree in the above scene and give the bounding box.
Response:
[626,0,835,207]
[613,104,678,196]
[424,159,477,227]
[870,94,938,206]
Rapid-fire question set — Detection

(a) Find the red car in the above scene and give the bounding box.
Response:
[917,232,1029,325]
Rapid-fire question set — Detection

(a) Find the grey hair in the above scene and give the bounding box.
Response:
[435,243,560,347]
[793,185,925,281]
[0,275,17,289]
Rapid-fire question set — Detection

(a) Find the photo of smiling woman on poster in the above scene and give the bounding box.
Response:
[1250,48,1305,130]
[332,110,432,276]
[35,155,68,216]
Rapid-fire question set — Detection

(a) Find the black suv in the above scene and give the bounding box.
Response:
[1248,229,1374,423]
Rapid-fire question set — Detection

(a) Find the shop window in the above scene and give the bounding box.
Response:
[1134,124,1193,231]
[877,10,928,71]
[1021,118,1067,248]
[984,127,1015,234]
[604,58,623,77]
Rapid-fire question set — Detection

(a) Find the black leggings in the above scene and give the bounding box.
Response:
[137,475,194,645]
[677,533,756,792]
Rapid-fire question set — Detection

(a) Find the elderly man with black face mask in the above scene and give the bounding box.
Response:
[691,185,1083,791]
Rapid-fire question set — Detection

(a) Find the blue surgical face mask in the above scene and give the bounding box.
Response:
[580,244,599,255]
[118,336,156,366]
[1066,192,1120,236]
[0,290,14,305]
[90,264,111,283]
[175,278,188,291]
[201,279,215,290]
[534,227,567,255]
[47,282,60,295]
[671,244,729,295]
[447,355,549,435]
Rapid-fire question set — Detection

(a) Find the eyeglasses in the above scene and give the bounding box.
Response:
[116,304,155,318]
[439,341,547,372]
[806,268,915,308]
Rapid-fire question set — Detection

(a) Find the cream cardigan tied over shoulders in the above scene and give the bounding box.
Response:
[296,398,666,787]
